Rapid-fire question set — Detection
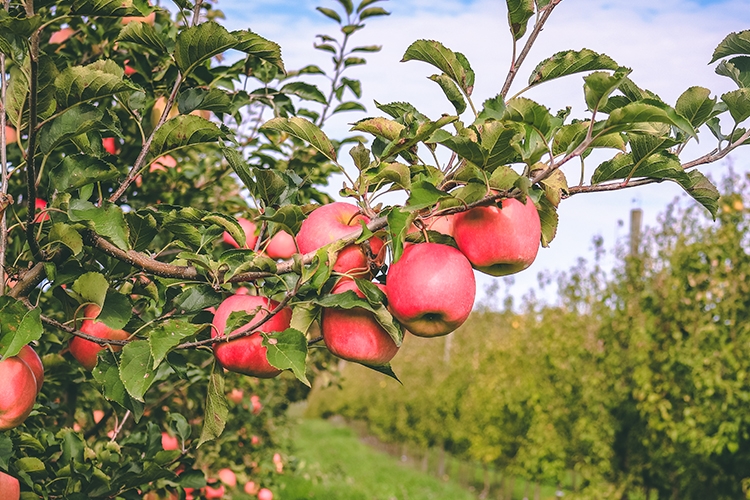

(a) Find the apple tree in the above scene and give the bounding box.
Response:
[1,0,749,497]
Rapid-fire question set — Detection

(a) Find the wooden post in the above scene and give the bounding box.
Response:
[630,208,643,256]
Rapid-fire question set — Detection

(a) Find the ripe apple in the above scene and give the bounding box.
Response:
[218,468,237,487]
[121,11,156,25]
[124,62,137,77]
[244,481,259,495]
[250,394,263,414]
[452,197,541,276]
[258,488,274,500]
[102,137,117,155]
[4,126,17,144]
[149,155,177,173]
[203,483,225,499]
[296,202,384,276]
[264,230,297,260]
[16,345,43,393]
[227,388,244,404]
[0,353,39,431]
[321,279,399,365]
[161,432,179,451]
[34,198,50,222]
[251,435,260,445]
[222,217,259,250]
[49,27,74,44]
[93,409,105,424]
[211,294,292,378]
[386,243,475,337]
[0,471,20,500]
[70,304,130,370]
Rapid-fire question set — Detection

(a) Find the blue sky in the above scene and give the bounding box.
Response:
[209,0,750,304]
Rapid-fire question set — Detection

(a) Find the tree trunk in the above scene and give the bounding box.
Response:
[421,449,429,472]
[479,464,491,499]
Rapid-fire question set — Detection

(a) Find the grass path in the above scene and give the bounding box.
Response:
[277,419,476,500]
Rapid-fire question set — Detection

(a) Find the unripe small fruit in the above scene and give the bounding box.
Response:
[227,388,244,404]
[218,468,237,487]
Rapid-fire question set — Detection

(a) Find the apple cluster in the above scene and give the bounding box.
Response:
[211,197,541,375]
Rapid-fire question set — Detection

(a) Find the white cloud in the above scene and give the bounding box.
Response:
[214,0,750,304]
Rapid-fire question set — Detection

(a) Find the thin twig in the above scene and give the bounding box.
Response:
[0,0,10,294]
[500,0,562,98]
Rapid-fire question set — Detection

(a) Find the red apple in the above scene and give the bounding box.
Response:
[222,217,259,250]
[49,27,74,44]
[102,137,117,154]
[258,488,274,500]
[4,126,17,144]
[296,202,384,276]
[250,394,263,414]
[218,468,237,487]
[121,11,156,25]
[211,294,292,378]
[70,304,130,370]
[452,197,541,276]
[123,62,137,77]
[408,214,454,239]
[203,482,225,499]
[93,409,105,424]
[34,198,50,222]
[16,345,43,393]
[321,279,398,365]
[0,471,20,500]
[149,155,177,173]
[244,481,259,495]
[386,243,475,337]
[251,435,260,446]
[264,230,297,260]
[0,353,38,431]
[227,388,244,404]
[161,432,179,451]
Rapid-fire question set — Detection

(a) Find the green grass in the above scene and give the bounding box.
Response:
[277,419,476,500]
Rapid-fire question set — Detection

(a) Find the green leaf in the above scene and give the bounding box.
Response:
[148,318,206,368]
[280,82,327,104]
[98,291,132,330]
[536,196,558,247]
[591,151,688,185]
[127,211,158,252]
[69,200,130,250]
[402,40,473,95]
[233,30,285,74]
[528,48,619,87]
[715,57,750,88]
[72,0,147,17]
[177,88,232,115]
[675,86,717,128]
[359,7,390,20]
[349,142,371,171]
[489,165,522,191]
[337,0,354,14]
[55,60,140,111]
[386,206,413,263]
[198,361,229,447]
[429,73,467,114]
[259,206,307,234]
[40,104,117,155]
[261,117,337,162]
[0,297,40,358]
[482,121,523,169]
[506,0,535,41]
[53,154,120,192]
[148,115,225,161]
[710,30,750,63]
[601,100,697,139]
[333,102,367,114]
[116,20,167,53]
[0,434,13,470]
[503,97,554,137]
[316,7,342,23]
[406,180,451,211]
[381,115,458,159]
[436,133,486,166]
[351,117,405,141]
[682,170,719,219]
[314,291,403,346]
[92,352,144,420]
[583,69,631,112]
[174,21,237,76]
[721,88,750,123]
[72,272,109,307]
[361,362,401,383]
[262,329,310,386]
[222,148,255,193]
[48,223,84,255]
[119,340,156,402]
